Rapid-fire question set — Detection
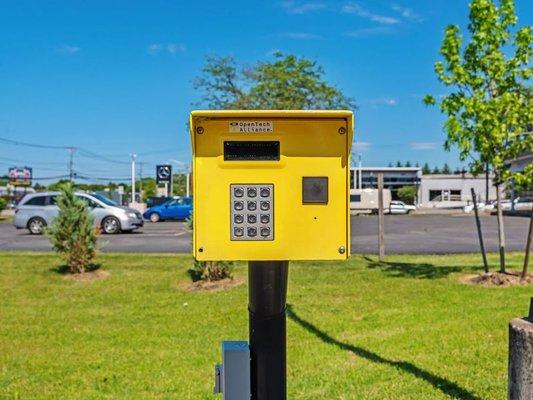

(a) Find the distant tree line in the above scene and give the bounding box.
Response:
[387,161,465,175]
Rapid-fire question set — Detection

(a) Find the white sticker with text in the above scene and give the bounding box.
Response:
[229,121,273,133]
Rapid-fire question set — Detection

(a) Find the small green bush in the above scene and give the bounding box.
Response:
[0,197,7,214]
[46,184,98,273]
[186,214,233,282]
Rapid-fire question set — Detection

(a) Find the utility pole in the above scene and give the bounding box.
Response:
[68,147,76,182]
[131,153,136,204]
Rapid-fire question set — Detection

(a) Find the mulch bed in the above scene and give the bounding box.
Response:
[62,270,110,282]
[183,277,244,292]
[460,272,532,287]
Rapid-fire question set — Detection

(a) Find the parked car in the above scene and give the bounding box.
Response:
[13,192,144,235]
[463,202,486,213]
[143,197,192,222]
[512,197,533,211]
[386,200,417,214]
[492,197,532,213]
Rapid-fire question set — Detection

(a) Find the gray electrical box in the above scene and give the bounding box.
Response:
[214,341,250,399]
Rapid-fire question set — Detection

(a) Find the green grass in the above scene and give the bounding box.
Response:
[0,252,530,399]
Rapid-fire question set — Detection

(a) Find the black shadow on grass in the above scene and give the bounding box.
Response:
[50,264,101,274]
[287,304,480,400]
[363,256,463,279]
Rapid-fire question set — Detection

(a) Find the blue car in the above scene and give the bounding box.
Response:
[143,197,192,222]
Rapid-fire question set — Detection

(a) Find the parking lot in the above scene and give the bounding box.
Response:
[0,214,529,254]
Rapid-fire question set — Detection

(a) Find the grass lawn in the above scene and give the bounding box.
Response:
[0,252,530,399]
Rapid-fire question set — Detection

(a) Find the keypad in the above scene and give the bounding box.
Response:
[230,184,274,241]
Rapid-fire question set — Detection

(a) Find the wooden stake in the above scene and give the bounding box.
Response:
[378,173,385,261]
[521,210,532,280]
[471,188,489,273]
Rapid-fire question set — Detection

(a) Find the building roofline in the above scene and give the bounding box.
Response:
[351,167,421,172]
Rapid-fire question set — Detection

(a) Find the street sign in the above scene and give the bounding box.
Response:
[189,110,354,261]
[156,164,172,184]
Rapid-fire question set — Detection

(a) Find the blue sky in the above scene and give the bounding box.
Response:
[0,0,531,182]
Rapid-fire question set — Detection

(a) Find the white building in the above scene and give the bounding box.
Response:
[350,167,498,208]
[419,173,497,208]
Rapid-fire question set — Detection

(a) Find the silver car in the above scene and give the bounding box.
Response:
[13,191,144,235]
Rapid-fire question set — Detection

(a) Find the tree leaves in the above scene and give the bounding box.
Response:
[193,52,355,110]
[425,0,532,184]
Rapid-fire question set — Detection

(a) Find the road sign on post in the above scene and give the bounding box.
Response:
[190,110,353,399]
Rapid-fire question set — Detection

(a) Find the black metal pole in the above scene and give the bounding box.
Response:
[471,188,489,273]
[248,261,289,400]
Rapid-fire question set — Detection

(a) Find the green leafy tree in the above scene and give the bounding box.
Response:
[422,163,431,174]
[397,186,418,204]
[47,179,71,191]
[140,178,156,199]
[194,52,355,110]
[442,163,452,174]
[424,0,532,272]
[432,166,441,174]
[396,161,403,167]
[405,161,412,167]
[46,184,98,273]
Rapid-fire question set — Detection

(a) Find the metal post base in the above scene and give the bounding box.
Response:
[248,261,289,400]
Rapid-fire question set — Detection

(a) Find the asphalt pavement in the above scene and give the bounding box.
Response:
[0,214,529,255]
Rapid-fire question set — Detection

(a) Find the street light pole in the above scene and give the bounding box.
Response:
[358,153,362,189]
[131,154,136,204]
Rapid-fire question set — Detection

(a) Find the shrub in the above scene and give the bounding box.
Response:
[397,185,417,204]
[0,197,7,214]
[46,184,98,273]
[186,214,233,282]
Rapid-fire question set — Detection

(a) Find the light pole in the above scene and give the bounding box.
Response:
[358,153,362,189]
[131,153,136,204]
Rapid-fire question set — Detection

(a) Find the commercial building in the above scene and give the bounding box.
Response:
[350,167,421,200]
[419,173,496,208]
[350,167,497,207]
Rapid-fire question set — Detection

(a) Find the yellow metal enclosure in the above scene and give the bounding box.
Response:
[190,110,353,261]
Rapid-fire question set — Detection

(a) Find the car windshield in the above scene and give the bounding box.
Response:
[91,193,119,206]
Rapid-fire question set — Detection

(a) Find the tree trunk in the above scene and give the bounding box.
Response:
[496,183,506,273]
[522,210,533,280]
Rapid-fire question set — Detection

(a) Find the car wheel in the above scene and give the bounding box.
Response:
[149,213,161,223]
[102,216,121,234]
[28,217,46,235]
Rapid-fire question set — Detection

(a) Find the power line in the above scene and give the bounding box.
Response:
[77,148,129,165]
[0,136,70,150]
